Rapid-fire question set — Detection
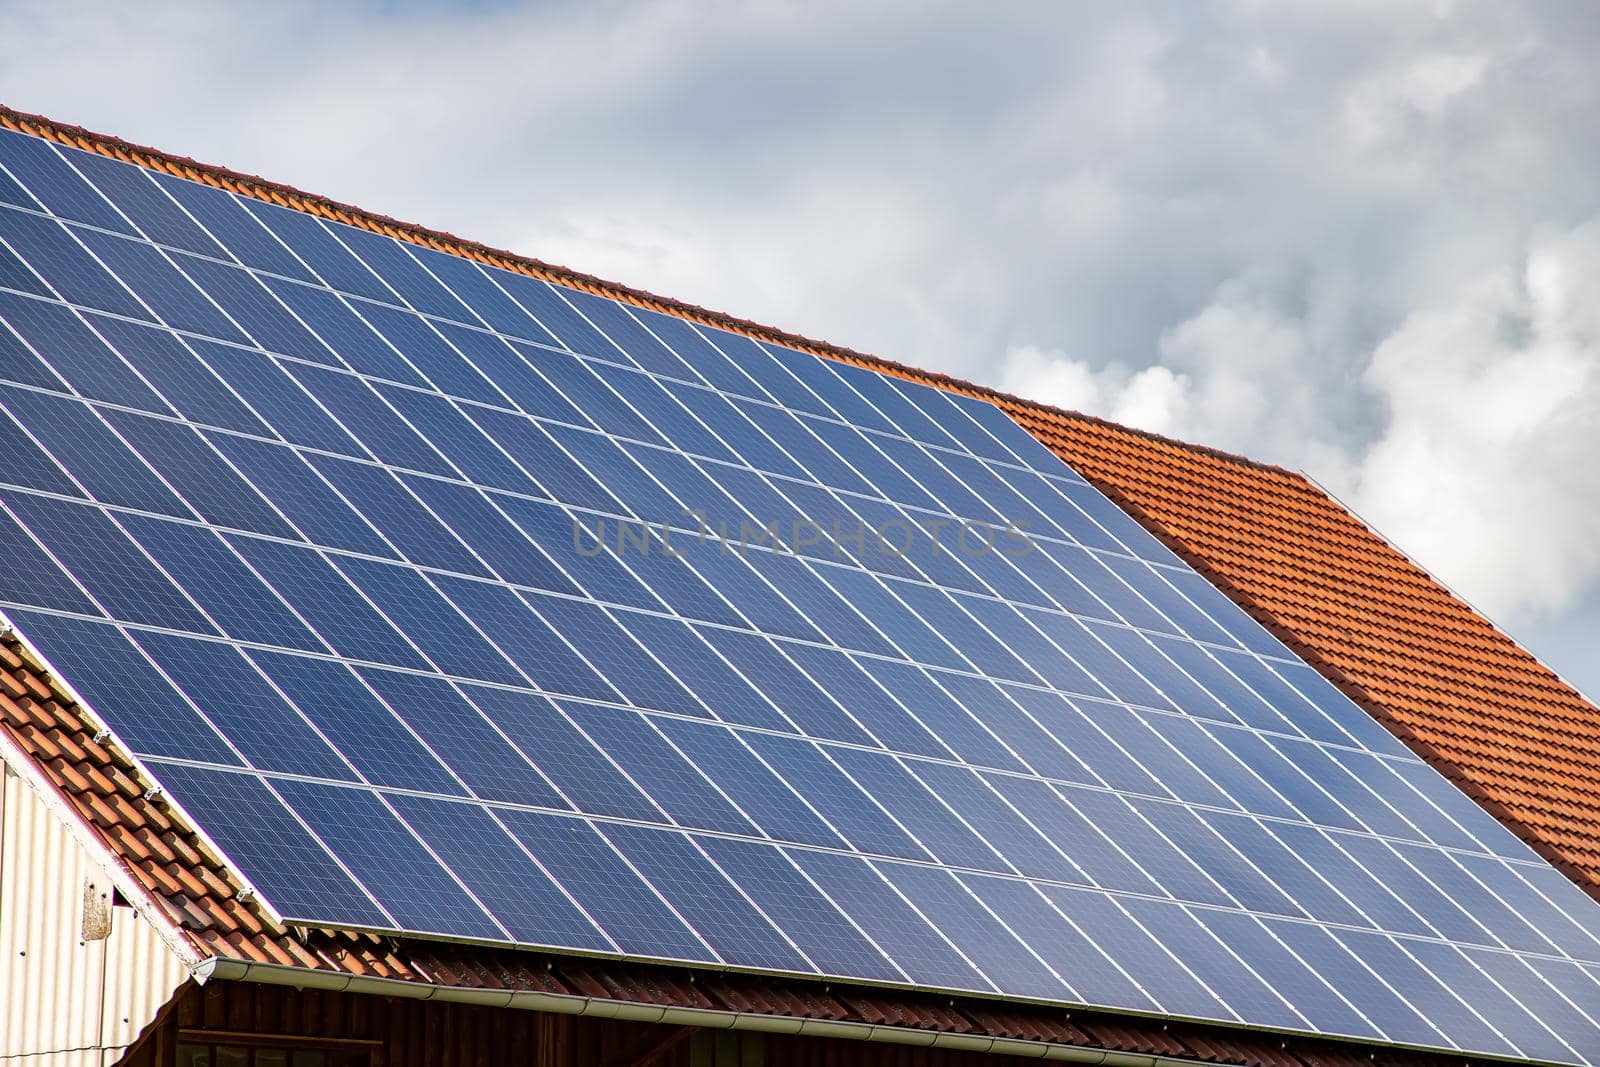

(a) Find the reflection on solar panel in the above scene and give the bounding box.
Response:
[2,125,1599,1063]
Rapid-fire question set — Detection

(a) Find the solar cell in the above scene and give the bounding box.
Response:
[3,128,1600,1062]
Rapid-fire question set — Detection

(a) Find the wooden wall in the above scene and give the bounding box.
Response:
[119,982,1036,1067]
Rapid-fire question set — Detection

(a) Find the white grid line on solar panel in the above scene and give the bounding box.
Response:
[6,135,1593,1062]
[0,163,1095,508]
[132,751,1600,984]
[0,355,1472,844]
[28,614,1600,1062]
[121,751,1600,1062]
[0,475,1343,790]
[6,431,1574,1036]
[0,464,1429,802]
[0,206,1209,668]
[0,255,1523,851]
[15,129,1600,1030]
[6,601,1555,991]
[0,134,1204,618]
[80,139,1093,496]
[0,280,1302,700]
[0,234,1169,608]
[0,584,1546,897]
[0,334,1359,759]
[0,279,1235,696]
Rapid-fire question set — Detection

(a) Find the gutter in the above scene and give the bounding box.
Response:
[193,958,1211,1066]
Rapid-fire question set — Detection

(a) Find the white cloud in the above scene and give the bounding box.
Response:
[1344,50,1491,144]
[1350,218,1600,622]
[1153,287,1325,458]
[2,0,1599,685]
[997,346,1189,437]
[1003,282,1344,471]
[1114,364,1190,433]
[1005,219,1600,629]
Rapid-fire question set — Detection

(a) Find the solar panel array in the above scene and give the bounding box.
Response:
[1,126,1599,1063]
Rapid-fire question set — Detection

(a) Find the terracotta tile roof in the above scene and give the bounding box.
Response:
[0,103,1596,1062]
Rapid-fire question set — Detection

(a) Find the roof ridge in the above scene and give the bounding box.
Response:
[0,102,1295,479]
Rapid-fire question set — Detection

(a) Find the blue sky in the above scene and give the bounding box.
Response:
[3,0,1598,698]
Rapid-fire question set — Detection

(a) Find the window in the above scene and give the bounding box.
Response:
[175,1041,369,1067]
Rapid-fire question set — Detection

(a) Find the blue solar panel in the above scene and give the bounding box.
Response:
[3,125,1600,1062]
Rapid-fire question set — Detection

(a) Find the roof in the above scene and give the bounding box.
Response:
[0,629,1452,1067]
[0,101,1596,1063]
[998,409,1600,894]
[3,102,1592,899]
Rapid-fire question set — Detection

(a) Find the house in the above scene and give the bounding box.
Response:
[2,104,1599,1067]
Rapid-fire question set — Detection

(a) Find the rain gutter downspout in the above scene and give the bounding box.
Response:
[192,958,1209,1066]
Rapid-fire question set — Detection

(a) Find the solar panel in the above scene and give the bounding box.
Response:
[3,125,1600,1062]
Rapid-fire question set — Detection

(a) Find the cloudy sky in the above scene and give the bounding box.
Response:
[3,0,1597,697]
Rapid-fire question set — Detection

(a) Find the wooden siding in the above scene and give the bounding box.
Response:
[119,983,1044,1067]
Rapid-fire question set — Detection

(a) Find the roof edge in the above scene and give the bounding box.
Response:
[0,102,1295,480]
[0,630,203,970]
[188,957,1329,1067]
[0,607,1509,1067]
